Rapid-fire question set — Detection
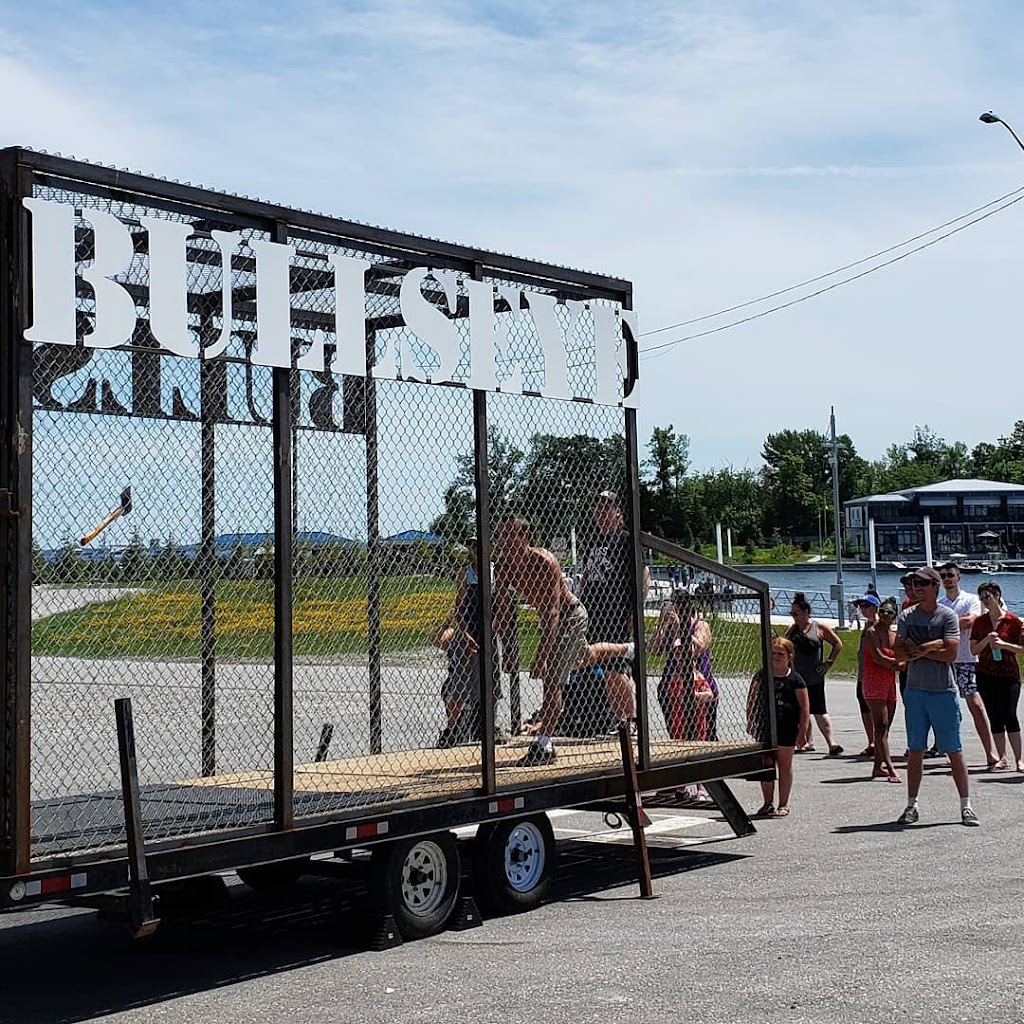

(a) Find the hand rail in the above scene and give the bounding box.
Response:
[639,532,769,595]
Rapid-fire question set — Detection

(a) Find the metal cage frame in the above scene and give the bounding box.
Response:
[0,148,774,907]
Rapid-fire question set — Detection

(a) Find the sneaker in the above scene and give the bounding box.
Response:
[517,741,556,766]
[925,746,942,758]
[897,805,919,826]
[607,718,637,738]
[961,806,980,827]
[828,745,844,757]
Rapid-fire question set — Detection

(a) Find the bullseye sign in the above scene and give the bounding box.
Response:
[22,198,639,408]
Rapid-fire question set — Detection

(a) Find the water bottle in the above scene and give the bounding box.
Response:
[992,645,1003,662]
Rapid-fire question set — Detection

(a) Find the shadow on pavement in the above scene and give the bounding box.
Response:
[832,821,959,834]
[0,839,744,1024]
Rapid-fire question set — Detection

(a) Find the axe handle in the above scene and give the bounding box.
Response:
[80,506,125,546]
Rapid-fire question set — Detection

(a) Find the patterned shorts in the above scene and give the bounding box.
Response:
[953,662,978,699]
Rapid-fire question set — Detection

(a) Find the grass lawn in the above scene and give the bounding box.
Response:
[32,575,457,660]
[33,577,861,677]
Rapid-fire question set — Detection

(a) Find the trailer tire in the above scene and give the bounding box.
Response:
[474,814,556,914]
[370,832,460,939]
[237,857,310,891]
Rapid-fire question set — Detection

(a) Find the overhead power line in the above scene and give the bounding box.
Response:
[641,188,1024,360]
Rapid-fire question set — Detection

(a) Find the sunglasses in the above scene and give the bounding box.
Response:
[939,572,958,580]
[979,592,995,601]
[906,579,935,588]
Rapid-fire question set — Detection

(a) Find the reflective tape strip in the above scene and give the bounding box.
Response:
[487,797,525,814]
[18,872,88,899]
[345,821,389,840]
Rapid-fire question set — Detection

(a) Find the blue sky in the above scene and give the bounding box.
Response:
[4,0,1024,474]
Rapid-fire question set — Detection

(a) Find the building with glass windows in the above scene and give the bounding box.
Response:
[843,479,1024,561]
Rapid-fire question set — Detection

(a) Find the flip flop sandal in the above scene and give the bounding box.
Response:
[755,804,775,817]
[774,806,790,817]
[887,774,902,784]
[860,746,875,757]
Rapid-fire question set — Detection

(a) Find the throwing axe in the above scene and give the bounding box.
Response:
[80,486,133,546]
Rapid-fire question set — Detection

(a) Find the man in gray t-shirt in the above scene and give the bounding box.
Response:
[894,566,978,826]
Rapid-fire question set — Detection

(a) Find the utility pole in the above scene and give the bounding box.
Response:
[829,407,845,628]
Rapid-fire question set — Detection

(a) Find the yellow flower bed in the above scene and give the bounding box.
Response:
[55,588,452,644]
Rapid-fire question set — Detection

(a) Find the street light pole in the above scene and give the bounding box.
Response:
[980,111,1024,154]
[829,407,845,628]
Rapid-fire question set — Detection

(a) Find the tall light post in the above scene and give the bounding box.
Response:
[980,111,1024,153]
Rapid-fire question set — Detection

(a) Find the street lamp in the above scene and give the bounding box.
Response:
[979,111,1024,154]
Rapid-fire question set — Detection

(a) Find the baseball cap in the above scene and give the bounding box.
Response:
[855,594,880,607]
[899,566,941,585]
[878,597,899,615]
[596,490,620,506]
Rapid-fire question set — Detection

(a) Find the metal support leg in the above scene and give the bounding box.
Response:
[115,698,159,938]
[617,721,654,899]
[704,779,757,838]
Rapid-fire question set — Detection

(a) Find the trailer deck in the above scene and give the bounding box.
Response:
[31,737,760,858]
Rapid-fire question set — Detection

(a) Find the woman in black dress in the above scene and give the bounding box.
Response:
[785,592,844,755]
[746,637,811,817]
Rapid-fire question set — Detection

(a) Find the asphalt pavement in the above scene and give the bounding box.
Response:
[3,677,1024,1024]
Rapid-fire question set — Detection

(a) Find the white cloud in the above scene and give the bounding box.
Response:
[3,0,1024,476]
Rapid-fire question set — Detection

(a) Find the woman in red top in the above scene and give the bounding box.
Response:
[862,597,902,783]
[970,583,1024,772]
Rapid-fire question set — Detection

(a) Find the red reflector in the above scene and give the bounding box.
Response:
[40,876,72,895]
[355,823,378,839]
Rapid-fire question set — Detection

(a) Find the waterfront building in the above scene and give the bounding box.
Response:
[843,479,1024,561]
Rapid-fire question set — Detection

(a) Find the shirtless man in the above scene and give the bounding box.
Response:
[494,517,608,765]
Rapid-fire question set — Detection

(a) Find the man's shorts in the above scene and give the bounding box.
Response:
[953,662,978,699]
[805,683,827,716]
[904,687,962,754]
[588,620,631,676]
[855,675,869,714]
[549,602,590,688]
[441,644,501,703]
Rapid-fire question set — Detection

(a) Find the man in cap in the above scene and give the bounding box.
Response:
[574,490,647,730]
[938,561,998,767]
[894,567,979,826]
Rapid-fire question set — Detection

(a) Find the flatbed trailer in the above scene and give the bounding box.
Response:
[0,148,776,940]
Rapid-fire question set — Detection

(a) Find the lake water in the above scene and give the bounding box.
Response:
[740,566,1024,619]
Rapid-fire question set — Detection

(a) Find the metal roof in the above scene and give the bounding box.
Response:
[896,479,1024,495]
[846,478,1024,506]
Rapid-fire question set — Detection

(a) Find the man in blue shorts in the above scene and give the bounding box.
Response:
[894,566,979,826]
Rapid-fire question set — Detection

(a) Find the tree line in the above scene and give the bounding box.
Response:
[430,419,1024,556]
[642,420,1024,551]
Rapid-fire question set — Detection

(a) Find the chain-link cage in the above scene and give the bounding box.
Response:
[29,181,280,856]
[642,561,773,761]
[11,155,770,867]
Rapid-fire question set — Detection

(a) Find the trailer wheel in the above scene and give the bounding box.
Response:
[370,833,460,939]
[474,814,556,914]
[237,857,310,891]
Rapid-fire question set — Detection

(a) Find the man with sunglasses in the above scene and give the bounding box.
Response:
[894,567,979,826]
[938,563,998,767]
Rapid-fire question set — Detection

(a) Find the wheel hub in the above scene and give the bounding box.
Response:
[400,840,448,917]
[504,822,546,892]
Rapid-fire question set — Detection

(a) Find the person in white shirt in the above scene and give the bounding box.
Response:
[939,563,999,767]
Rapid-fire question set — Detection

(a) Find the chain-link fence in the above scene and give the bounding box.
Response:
[9,155,770,865]
[641,559,773,761]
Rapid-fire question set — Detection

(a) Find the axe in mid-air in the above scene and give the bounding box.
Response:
[80,486,133,546]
